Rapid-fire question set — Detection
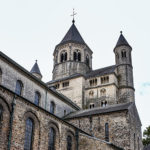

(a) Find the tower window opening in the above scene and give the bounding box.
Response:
[62,81,69,87]
[55,83,60,89]
[101,101,107,107]
[86,55,89,66]
[65,52,67,61]
[73,50,81,61]
[101,76,109,84]
[60,51,67,62]
[89,103,95,109]
[78,52,81,61]
[121,51,126,58]
[89,78,97,86]
[73,52,77,61]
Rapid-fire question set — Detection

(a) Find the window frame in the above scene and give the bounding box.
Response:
[24,118,34,150]
[15,80,23,95]
[34,91,40,106]
[48,127,56,150]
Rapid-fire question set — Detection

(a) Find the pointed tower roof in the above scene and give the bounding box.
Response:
[60,21,85,45]
[115,31,132,49]
[30,60,42,77]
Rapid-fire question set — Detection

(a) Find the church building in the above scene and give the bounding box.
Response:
[0,18,143,150]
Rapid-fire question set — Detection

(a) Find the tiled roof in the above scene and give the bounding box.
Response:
[85,65,116,78]
[60,23,85,45]
[30,61,42,77]
[64,102,133,119]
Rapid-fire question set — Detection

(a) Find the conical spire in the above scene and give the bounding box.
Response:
[60,22,85,45]
[115,31,131,49]
[30,60,42,79]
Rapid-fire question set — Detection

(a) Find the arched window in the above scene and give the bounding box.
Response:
[86,55,89,66]
[24,118,34,150]
[15,80,23,95]
[0,69,2,84]
[100,89,106,97]
[65,52,67,61]
[105,123,109,142]
[61,53,64,62]
[73,52,77,61]
[67,135,72,150]
[101,101,107,107]
[48,127,56,150]
[0,105,3,124]
[34,92,40,106]
[50,102,55,114]
[89,90,94,98]
[78,52,81,61]
[121,51,126,58]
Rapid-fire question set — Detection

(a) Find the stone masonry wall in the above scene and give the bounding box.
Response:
[0,86,77,150]
[79,133,121,150]
[66,110,141,150]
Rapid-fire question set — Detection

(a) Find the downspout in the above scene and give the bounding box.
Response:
[75,129,79,150]
[8,94,16,150]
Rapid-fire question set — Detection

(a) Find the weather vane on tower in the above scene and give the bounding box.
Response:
[71,8,77,24]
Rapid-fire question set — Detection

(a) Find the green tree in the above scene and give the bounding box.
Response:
[143,125,150,146]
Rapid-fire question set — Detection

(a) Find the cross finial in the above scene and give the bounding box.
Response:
[71,8,77,24]
[35,60,37,63]
[120,31,123,34]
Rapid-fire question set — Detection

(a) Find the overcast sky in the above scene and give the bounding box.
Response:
[0,0,149,133]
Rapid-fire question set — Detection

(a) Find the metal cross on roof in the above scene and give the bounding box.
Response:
[71,8,77,23]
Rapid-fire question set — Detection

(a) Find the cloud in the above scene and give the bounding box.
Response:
[139,82,150,96]
[142,82,150,87]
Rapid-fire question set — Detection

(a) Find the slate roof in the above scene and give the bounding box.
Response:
[60,22,85,45]
[64,102,133,119]
[47,65,116,85]
[30,61,42,77]
[47,73,83,84]
[85,65,116,78]
[144,144,150,150]
[114,32,131,49]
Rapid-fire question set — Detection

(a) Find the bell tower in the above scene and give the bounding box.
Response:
[52,19,93,80]
[114,31,135,103]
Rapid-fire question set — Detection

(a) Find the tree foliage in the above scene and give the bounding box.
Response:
[143,125,150,146]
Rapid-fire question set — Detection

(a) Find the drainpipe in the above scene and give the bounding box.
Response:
[75,129,79,150]
[8,94,16,150]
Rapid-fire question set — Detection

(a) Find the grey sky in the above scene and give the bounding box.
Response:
[0,0,149,133]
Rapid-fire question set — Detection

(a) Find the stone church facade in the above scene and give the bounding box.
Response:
[0,19,143,150]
